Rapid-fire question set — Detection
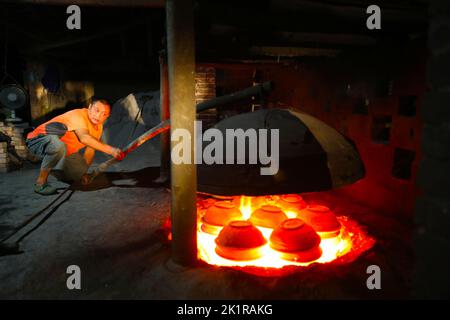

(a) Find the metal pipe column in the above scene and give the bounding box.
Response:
[166,0,197,266]
[158,51,171,182]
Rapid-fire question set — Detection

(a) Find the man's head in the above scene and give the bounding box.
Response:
[87,97,110,125]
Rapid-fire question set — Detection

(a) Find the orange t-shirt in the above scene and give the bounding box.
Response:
[27,108,103,156]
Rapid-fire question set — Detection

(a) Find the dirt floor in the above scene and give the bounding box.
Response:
[0,143,414,299]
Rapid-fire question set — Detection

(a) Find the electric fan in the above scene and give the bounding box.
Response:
[0,84,28,122]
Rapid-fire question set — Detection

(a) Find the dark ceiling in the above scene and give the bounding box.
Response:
[0,3,165,82]
[194,0,428,61]
[0,0,429,82]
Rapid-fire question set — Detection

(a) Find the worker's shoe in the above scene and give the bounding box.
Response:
[34,183,58,196]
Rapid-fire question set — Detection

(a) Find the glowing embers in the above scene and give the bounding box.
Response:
[197,194,375,270]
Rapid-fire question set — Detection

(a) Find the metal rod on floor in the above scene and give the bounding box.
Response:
[166,0,198,266]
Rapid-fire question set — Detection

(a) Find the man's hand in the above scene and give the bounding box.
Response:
[109,147,125,161]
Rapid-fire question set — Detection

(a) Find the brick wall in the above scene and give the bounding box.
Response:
[195,66,217,127]
[0,122,28,173]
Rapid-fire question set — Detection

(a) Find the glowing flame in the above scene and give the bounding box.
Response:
[284,210,298,219]
[239,196,253,220]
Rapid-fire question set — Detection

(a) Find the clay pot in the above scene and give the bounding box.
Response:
[249,205,288,228]
[201,201,243,234]
[250,196,275,209]
[215,220,267,260]
[298,205,341,238]
[270,218,322,262]
[211,195,241,207]
[278,194,307,213]
[197,198,217,210]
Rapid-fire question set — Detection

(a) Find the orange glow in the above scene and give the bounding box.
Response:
[162,217,172,241]
[196,195,375,272]
[284,210,298,219]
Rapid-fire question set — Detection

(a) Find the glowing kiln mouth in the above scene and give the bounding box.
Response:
[194,194,375,275]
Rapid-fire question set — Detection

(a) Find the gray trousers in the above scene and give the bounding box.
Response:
[26,134,89,183]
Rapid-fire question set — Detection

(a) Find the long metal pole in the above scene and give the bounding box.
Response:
[196,81,273,112]
[166,0,197,266]
[158,51,171,182]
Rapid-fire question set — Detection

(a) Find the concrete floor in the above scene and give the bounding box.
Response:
[0,142,414,299]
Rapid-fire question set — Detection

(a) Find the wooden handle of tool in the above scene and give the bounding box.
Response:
[88,119,171,184]
[88,157,119,183]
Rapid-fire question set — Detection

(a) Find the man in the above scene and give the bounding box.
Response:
[26,97,124,195]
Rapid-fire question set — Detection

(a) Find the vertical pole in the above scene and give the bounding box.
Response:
[158,51,170,182]
[166,0,197,266]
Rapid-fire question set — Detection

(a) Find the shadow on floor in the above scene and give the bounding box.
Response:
[72,166,169,192]
[88,228,170,259]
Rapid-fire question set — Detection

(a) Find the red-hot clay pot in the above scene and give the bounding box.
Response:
[270,218,322,262]
[201,201,243,235]
[298,205,341,238]
[215,220,267,260]
[250,205,288,228]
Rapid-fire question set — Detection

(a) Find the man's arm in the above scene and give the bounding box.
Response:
[84,147,95,166]
[74,128,123,159]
